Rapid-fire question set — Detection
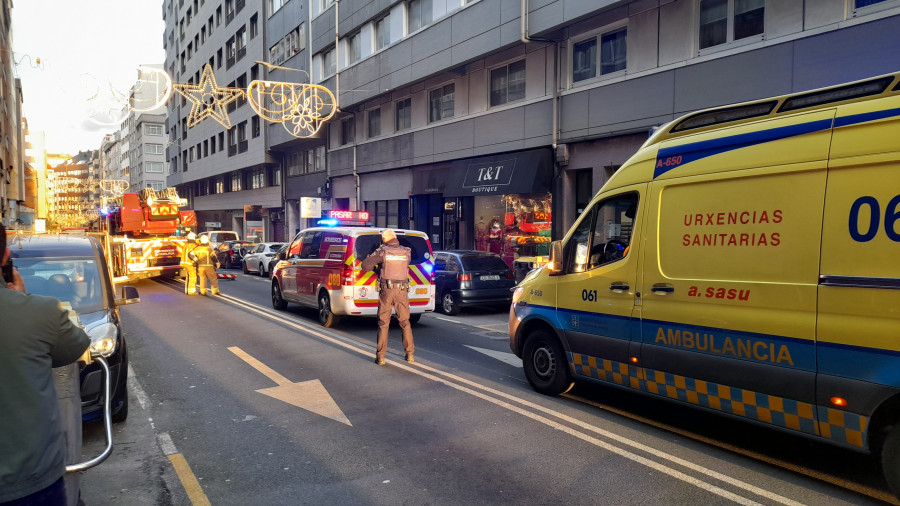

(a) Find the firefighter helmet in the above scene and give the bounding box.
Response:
[200,235,209,245]
[187,232,197,242]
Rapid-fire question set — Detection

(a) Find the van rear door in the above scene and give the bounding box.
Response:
[817,95,900,449]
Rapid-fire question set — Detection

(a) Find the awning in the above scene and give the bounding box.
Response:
[442,148,553,197]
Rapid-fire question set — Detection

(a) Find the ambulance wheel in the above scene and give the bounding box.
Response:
[881,424,900,496]
[318,292,340,328]
[242,261,249,274]
[272,281,287,310]
[440,292,460,315]
[408,314,421,324]
[523,330,573,396]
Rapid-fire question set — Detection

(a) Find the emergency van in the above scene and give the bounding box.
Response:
[509,71,900,494]
[271,224,436,327]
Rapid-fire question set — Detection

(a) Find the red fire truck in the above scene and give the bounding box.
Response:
[101,188,197,283]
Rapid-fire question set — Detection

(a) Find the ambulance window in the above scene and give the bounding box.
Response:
[568,193,638,272]
[288,233,305,258]
[319,232,345,260]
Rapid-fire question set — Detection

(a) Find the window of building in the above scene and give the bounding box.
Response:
[250,13,258,38]
[216,6,222,26]
[268,0,290,17]
[231,172,242,191]
[252,116,260,138]
[340,117,355,145]
[149,181,165,191]
[269,24,304,66]
[238,121,249,153]
[226,0,234,23]
[375,14,390,50]
[314,146,325,172]
[368,108,381,138]
[228,129,237,156]
[699,0,764,51]
[146,143,164,155]
[203,139,209,157]
[208,15,214,34]
[323,47,336,77]
[236,26,247,61]
[347,32,361,65]
[490,60,525,106]
[286,152,305,176]
[146,162,165,173]
[573,26,627,83]
[429,84,454,122]
[227,36,236,68]
[215,177,225,194]
[407,0,432,33]
[144,124,164,135]
[210,135,217,154]
[395,98,411,131]
[250,168,266,189]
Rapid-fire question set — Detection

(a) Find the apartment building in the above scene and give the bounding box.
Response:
[122,66,169,193]
[0,0,25,228]
[164,0,283,241]
[275,0,900,268]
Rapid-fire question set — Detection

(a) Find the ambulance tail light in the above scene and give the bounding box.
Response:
[341,264,355,286]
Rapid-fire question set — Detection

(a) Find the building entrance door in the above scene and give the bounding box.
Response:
[443,198,460,250]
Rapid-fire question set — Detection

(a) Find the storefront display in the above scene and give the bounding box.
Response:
[474,193,552,267]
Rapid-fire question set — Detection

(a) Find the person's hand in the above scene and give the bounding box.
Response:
[6,266,26,293]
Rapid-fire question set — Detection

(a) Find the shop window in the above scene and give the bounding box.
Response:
[699,0,764,51]
[429,84,454,123]
[490,60,525,107]
[474,193,552,263]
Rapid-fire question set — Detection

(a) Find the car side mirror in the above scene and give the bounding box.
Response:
[115,285,140,305]
[547,241,564,276]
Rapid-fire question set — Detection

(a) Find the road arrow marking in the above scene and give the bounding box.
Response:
[464,345,522,368]
[228,346,351,426]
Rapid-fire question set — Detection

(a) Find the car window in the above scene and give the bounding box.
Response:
[268,244,284,253]
[319,233,346,260]
[220,232,238,242]
[447,256,460,272]
[15,257,106,313]
[354,234,432,264]
[460,254,509,271]
[433,255,447,270]
[255,244,265,253]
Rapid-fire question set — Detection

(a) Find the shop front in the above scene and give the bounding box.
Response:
[442,148,554,277]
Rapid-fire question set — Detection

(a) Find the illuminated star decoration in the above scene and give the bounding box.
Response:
[173,64,245,129]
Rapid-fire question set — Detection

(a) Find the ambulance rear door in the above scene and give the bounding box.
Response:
[639,110,832,437]
[817,93,900,450]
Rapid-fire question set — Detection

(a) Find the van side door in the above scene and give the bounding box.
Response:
[555,185,644,372]
[639,110,832,439]
[280,232,306,299]
[817,96,900,450]
[296,231,324,305]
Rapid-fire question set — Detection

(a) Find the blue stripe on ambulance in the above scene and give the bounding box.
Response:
[818,340,900,386]
[515,303,871,448]
[654,106,900,179]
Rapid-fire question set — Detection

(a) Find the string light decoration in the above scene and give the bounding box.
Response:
[100,179,130,195]
[173,64,245,129]
[247,80,337,138]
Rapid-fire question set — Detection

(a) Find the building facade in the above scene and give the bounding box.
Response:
[1,0,25,229]
[164,0,900,265]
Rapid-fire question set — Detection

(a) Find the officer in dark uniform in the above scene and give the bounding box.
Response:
[361,228,414,366]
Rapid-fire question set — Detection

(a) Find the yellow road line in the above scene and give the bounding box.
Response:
[168,453,211,506]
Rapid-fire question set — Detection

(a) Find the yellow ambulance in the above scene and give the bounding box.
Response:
[509,72,900,493]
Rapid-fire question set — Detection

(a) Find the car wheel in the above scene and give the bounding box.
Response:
[440,292,460,316]
[318,292,340,328]
[258,262,266,276]
[522,330,573,396]
[242,260,249,274]
[408,313,422,324]
[272,280,288,310]
[883,424,900,497]
[111,394,129,423]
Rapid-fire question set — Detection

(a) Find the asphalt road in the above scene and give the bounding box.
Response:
[78,272,896,505]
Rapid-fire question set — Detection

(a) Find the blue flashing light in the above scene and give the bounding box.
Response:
[317,218,339,227]
[100,207,109,216]
[422,263,434,274]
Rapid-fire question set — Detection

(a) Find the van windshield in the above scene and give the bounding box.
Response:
[354,235,431,264]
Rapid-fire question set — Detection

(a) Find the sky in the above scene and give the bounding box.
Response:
[11,0,167,155]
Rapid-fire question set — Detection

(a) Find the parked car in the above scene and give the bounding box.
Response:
[7,233,140,423]
[198,230,239,250]
[242,242,284,276]
[216,239,254,268]
[267,243,288,278]
[271,226,435,327]
[432,250,516,315]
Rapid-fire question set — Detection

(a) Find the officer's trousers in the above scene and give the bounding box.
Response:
[197,266,219,295]
[181,264,197,294]
[375,285,414,360]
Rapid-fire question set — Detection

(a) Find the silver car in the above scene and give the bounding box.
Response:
[242,242,284,276]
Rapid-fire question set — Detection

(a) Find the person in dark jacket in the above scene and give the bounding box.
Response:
[361,228,415,366]
[0,223,90,504]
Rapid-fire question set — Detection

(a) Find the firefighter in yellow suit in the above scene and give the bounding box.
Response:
[180,232,198,295]
[189,235,220,296]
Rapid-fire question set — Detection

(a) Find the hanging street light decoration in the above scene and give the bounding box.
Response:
[247,80,337,138]
[173,64,245,129]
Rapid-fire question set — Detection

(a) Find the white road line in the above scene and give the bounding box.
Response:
[157,432,178,456]
[165,283,800,505]
[127,364,152,411]
[465,345,522,368]
[435,316,462,323]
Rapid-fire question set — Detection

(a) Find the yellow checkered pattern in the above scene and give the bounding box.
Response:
[571,353,868,449]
